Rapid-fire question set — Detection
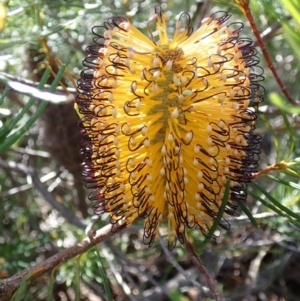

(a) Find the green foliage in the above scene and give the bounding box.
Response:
[11,277,30,301]
[0,66,66,153]
[1,0,300,300]
[270,92,300,114]
[169,289,190,301]
[197,180,230,250]
[280,0,300,25]
[94,247,114,301]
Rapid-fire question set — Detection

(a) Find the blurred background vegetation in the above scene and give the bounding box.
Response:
[0,0,300,300]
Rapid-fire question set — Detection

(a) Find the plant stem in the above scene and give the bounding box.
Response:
[0,223,126,301]
[242,4,296,105]
[185,238,225,301]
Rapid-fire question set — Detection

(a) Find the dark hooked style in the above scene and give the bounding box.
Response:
[76,9,264,249]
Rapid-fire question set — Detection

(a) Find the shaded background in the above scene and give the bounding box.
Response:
[1,0,300,300]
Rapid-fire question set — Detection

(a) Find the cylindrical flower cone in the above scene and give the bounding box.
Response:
[76,9,264,248]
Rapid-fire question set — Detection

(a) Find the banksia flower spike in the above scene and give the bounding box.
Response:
[76,9,264,248]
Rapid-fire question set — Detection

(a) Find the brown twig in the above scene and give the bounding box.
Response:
[245,245,271,299]
[239,2,296,105]
[0,159,110,300]
[158,234,206,291]
[184,237,225,301]
[253,161,290,178]
[0,223,126,301]
[0,159,86,229]
[143,267,199,301]
[0,71,76,96]
[31,172,87,228]
[0,82,31,114]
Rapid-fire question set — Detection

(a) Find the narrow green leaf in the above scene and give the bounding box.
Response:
[264,1,300,57]
[269,92,300,114]
[47,266,59,301]
[285,167,300,178]
[0,67,51,141]
[198,180,230,249]
[281,19,300,58]
[280,0,300,25]
[239,201,258,228]
[169,288,189,301]
[266,174,300,190]
[23,286,31,301]
[0,65,66,153]
[252,181,300,223]
[11,277,28,301]
[0,39,27,51]
[260,114,279,158]
[0,100,48,153]
[75,256,81,301]
[0,84,9,105]
[40,20,75,37]
[94,247,113,301]
[249,188,300,228]
[48,65,67,93]
[282,111,295,159]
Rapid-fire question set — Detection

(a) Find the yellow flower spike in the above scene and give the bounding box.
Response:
[76,9,264,249]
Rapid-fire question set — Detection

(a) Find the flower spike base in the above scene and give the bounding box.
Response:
[76,9,264,249]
